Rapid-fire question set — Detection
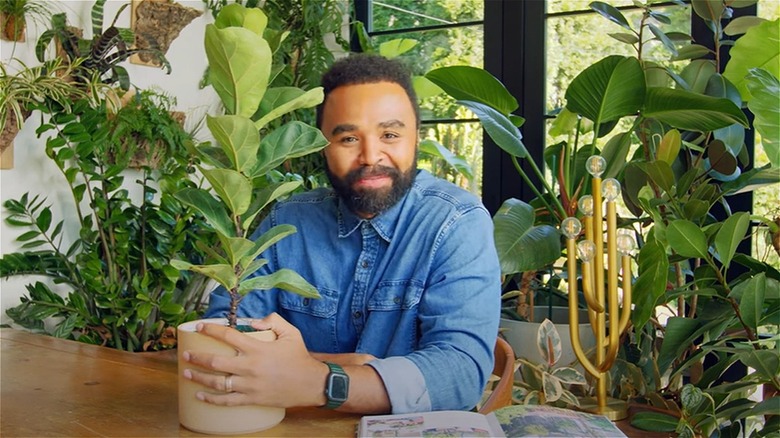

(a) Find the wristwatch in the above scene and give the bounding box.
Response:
[323,362,349,409]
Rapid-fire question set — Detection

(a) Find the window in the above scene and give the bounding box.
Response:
[354,0,485,194]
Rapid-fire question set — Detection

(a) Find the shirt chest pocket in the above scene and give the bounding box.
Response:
[279,287,338,318]
[367,282,423,311]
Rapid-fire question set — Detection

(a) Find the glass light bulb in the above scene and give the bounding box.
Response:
[578,195,594,217]
[617,233,636,256]
[577,240,596,262]
[602,178,621,201]
[561,217,582,239]
[586,155,607,178]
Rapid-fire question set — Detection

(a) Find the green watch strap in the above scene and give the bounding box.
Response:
[323,362,349,409]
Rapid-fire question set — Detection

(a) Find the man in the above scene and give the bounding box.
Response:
[183,54,501,415]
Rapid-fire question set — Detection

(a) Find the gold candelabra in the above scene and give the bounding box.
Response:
[561,155,635,421]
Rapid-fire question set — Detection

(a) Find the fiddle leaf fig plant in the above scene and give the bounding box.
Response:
[170,3,325,329]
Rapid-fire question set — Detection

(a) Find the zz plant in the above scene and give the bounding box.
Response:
[1,87,211,352]
[170,4,326,329]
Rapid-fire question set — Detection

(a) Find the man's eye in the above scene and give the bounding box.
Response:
[340,136,358,144]
[382,132,399,139]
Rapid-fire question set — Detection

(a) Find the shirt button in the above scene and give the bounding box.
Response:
[353,311,362,319]
[393,297,401,304]
[361,261,369,268]
[303,298,310,306]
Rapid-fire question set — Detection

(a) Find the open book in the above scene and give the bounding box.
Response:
[357,404,628,437]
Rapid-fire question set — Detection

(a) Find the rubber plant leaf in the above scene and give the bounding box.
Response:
[458,100,527,158]
[643,87,749,131]
[493,198,561,275]
[205,24,270,118]
[564,55,645,127]
[426,66,519,116]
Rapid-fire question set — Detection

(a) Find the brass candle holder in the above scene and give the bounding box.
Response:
[561,155,634,421]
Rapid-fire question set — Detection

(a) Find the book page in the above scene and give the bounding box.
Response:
[358,410,505,437]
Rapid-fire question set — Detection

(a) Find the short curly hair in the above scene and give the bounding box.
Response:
[316,53,420,129]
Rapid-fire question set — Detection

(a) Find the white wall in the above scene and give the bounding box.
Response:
[0,1,216,324]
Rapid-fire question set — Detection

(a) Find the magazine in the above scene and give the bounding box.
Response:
[357,404,628,437]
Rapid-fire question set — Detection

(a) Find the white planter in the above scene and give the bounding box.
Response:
[178,318,285,435]
[500,306,596,369]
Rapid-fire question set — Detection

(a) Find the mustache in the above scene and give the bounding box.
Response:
[346,165,399,183]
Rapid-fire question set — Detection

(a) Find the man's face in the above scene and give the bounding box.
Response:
[321,81,418,218]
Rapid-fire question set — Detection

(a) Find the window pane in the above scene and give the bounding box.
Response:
[419,121,483,196]
[371,25,484,120]
[545,5,690,114]
[547,0,635,14]
[371,0,483,32]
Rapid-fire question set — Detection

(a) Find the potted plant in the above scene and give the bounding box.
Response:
[426,2,779,434]
[0,58,86,155]
[0,0,56,42]
[169,4,327,434]
[424,65,598,371]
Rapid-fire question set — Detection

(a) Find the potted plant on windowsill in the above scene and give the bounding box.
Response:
[169,4,327,434]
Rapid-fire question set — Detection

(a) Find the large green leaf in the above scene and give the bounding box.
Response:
[630,411,679,432]
[732,273,766,331]
[643,87,749,131]
[174,188,234,237]
[252,121,329,177]
[723,19,780,100]
[658,317,701,376]
[205,24,271,118]
[715,212,750,269]
[253,87,324,130]
[171,261,238,291]
[238,268,320,298]
[458,100,528,158]
[214,3,267,36]
[564,55,645,127]
[492,198,561,275]
[632,239,669,329]
[244,224,297,266]
[206,115,259,173]
[201,168,252,217]
[419,138,474,180]
[240,181,302,230]
[426,66,518,115]
[745,69,779,166]
[667,220,709,259]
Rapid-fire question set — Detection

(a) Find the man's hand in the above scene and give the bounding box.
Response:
[182,312,329,408]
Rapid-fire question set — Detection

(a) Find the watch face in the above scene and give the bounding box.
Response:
[328,373,349,401]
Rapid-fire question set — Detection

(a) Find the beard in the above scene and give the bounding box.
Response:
[327,162,417,217]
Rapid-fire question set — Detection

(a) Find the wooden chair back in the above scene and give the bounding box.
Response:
[478,336,515,414]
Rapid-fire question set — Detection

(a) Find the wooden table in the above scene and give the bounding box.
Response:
[0,329,360,437]
[1,329,665,437]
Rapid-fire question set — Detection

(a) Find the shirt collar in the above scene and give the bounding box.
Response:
[336,170,422,242]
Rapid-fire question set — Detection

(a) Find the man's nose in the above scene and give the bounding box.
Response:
[359,138,383,166]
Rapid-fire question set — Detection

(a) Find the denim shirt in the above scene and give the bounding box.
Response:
[205,170,501,413]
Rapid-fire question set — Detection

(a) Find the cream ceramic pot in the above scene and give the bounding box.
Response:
[177,318,285,435]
